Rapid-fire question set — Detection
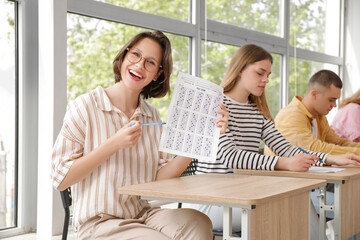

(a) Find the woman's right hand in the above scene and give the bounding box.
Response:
[114,121,142,149]
[57,120,141,191]
[275,153,319,172]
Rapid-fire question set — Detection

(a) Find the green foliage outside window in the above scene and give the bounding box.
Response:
[67,0,340,120]
[206,0,281,36]
[95,0,189,22]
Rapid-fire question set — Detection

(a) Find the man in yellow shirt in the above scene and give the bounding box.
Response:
[265,69,360,156]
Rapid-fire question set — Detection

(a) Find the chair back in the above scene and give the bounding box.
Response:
[60,187,72,209]
[60,188,72,240]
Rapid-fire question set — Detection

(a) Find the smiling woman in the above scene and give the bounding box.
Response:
[52,30,214,240]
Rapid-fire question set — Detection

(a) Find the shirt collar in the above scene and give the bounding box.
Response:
[92,86,153,118]
[292,96,314,119]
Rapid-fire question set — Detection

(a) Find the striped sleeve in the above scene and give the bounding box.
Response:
[217,129,279,170]
[262,118,328,166]
[51,98,87,189]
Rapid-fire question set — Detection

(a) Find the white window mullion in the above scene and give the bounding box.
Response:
[37,0,67,238]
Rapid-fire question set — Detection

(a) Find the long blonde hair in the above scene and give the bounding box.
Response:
[221,44,273,120]
[339,89,360,108]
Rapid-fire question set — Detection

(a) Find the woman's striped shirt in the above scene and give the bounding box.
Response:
[196,95,327,174]
[51,86,170,230]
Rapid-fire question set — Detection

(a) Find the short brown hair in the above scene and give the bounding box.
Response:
[221,44,274,120]
[307,70,343,92]
[113,31,172,99]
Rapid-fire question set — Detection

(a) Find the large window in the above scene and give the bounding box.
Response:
[94,0,190,22]
[207,0,281,36]
[290,0,341,56]
[67,0,343,122]
[0,0,17,230]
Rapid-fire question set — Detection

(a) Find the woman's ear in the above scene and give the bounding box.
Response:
[153,69,163,81]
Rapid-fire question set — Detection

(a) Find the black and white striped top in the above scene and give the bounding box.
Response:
[196,95,327,174]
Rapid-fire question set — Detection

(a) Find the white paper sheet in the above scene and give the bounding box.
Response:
[308,166,345,173]
[159,72,223,162]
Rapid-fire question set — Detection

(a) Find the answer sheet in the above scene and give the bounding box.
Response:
[308,166,345,173]
[159,72,223,161]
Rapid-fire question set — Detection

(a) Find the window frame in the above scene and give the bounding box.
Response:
[67,0,344,109]
[0,0,39,237]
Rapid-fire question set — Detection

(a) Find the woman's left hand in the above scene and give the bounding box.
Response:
[216,104,229,135]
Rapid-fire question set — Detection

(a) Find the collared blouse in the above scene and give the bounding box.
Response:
[51,86,170,230]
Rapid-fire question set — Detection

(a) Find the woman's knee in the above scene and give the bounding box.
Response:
[175,209,213,240]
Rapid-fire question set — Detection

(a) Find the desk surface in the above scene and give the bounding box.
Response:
[234,166,360,181]
[118,173,325,206]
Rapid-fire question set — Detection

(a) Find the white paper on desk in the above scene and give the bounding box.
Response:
[308,166,345,173]
[159,72,223,162]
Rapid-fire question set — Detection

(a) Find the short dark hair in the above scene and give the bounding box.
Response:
[113,31,172,99]
[307,70,343,92]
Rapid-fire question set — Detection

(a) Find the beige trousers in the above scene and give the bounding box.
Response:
[77,207,213,240]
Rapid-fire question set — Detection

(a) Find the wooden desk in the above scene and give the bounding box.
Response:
[234,167,360,240]
[118,173,325,240]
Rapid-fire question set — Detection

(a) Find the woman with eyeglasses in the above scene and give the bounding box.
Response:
[51,31,228,240]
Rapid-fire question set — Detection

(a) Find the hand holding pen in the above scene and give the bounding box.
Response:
[298,147,324,164]
[113,121,142,149]
[129,122,166,127]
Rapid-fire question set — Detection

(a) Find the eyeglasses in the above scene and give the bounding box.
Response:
[126,48,162,73]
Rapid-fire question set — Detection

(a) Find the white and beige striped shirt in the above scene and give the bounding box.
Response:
[51,86,170,230]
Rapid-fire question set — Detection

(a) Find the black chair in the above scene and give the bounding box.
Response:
[177,159,198,208]
[60,187,72,240]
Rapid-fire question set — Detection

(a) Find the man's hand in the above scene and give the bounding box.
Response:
[326,153,360,166]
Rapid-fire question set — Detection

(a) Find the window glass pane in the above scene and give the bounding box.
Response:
[0,0,16,230]
[67,13,189,120]
[201,41,281,118]
[94,0,190,22]
[290,0,340,56]
[288,57,339,102]
[206,0,281,36]
[266,54,281,118]
[201,41,237,85]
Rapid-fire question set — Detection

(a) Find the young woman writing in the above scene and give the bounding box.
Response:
[193,44,360,234]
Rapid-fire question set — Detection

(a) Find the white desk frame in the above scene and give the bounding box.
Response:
[318,180,343,240]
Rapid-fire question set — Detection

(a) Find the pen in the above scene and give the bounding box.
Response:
[298,147,324,164]
[129,122,166,127]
